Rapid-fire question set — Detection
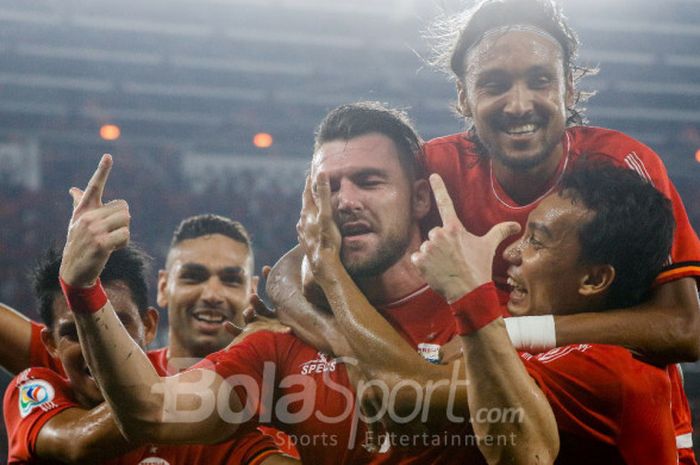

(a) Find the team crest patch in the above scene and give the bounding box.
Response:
[417,343,441,364]
[138,458,170,465]
[19,380,55,418]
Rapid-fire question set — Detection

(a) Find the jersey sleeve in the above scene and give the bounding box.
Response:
[28,321,64,374]
[192,330,284,427]
[522,344,677,464]
[234,430,288,465]
[3,367,79,462]
[618,140,700,284]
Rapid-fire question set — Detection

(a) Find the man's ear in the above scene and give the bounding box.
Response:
[156,269,169,308]
[456,80,471,117]
[565,71,575,109]
[40,327,58,358]
[412,178,432,221]
[579,264,616,297]
[250,275,260,295]
[141,307,160,347]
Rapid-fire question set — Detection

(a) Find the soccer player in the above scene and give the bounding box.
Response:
[268,0,700,460]
[3,246,291,464]
[55,103,561,464]
[300,160,679,463]
[0,214,299,458]
[0,213,261,374]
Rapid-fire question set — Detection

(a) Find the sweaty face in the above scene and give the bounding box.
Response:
[312,133,415,278]
[503,193,592,316]
[47,282,148,407]
[158,234,254,359]
[462,30,570,171]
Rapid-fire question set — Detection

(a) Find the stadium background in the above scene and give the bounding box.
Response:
[0,0,698,459]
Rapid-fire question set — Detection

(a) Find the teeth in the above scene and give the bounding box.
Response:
[507,277,526,293]
[193,311,226,324]
[506,124,537,135]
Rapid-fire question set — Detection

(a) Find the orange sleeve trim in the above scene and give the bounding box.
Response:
[246,448,281,465]
[654,266,700,286]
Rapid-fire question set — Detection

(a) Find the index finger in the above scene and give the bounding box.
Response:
[313,172,332,221]
[78,153,113,210]
[429,173,458,224]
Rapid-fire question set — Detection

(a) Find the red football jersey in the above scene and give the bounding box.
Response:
[3,367,280,465]
[422,126,700,289]
[198,286,480,465]
[423,126,700,461]
[522,344,677,464]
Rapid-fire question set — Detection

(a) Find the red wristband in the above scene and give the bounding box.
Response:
[59,277,108,314]
[451,282,503,336]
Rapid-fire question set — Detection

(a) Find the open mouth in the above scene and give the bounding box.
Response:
[192,310,229,324]
[507,275,528,297]
[340,221,372,238]
[83,365,95,381]
[504,123,539,136]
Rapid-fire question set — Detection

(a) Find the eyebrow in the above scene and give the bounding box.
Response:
[528,221,553,240]
[180,263,246,276]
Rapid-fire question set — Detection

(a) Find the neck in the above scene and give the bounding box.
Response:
[353,230,426,305]
[165,329,189,361]
[492,141,565,205]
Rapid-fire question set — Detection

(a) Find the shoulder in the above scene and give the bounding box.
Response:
[423,132,478,160]
[568,126,666,170]
[197,331,304,376]
[523,344,668,401]
[4,367,76,449]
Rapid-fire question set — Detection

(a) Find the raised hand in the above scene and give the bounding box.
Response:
[296,173,342,285]
[59,154,131,287]
[411,173,520,303]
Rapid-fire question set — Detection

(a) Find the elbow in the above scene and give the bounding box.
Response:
[665,308,700,363]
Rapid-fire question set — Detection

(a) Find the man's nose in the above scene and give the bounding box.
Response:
[504,239,523,265]
[200,277,225,304]
[503,82,534,118]
[336,180,362,213]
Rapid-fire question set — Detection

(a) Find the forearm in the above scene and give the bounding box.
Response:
[267,245,351,356]
[74,301,166,438]
[37,402,134,464]
[321,267,433,377]
[554,277,700,364]
[463,319,558,465]
[0,302,33,374]
[75,302,239,444]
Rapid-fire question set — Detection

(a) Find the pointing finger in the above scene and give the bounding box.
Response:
[79,154,113,210]
[429,173,458,225]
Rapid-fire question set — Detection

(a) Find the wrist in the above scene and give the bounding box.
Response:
[450,282,503,336]
[59,277,108,314]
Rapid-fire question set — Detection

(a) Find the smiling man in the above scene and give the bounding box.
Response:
[156,215,258,364]
[3,246,289,465]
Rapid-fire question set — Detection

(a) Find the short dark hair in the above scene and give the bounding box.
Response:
[32,245,151,328]
[171,214,252,249]
[314,101,425,181]
[560,160,675,309]
[432,0,596,126]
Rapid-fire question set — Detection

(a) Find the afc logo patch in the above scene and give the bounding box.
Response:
[18,379,55,418]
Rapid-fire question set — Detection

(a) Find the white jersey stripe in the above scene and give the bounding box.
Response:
[625,152,655,187]
[676,432,693,449]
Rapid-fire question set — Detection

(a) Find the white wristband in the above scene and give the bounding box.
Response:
[504,315,557,353]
